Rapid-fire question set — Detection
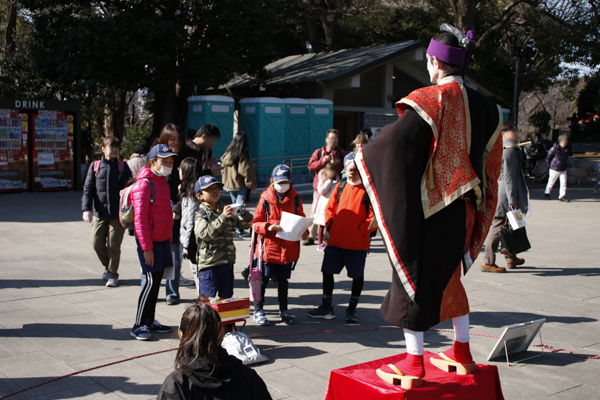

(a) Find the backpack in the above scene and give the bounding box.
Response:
[94,159,125,179]
[328,181,377,238]
[119,179,155,229]
[255,195,301,270]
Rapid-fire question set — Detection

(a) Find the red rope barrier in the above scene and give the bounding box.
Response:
[1,326,598,399]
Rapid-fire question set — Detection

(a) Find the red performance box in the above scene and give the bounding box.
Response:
[207,298,250,325]
[325,351,504,400]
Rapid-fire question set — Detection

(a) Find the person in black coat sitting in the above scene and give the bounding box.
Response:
[157,303,272,400]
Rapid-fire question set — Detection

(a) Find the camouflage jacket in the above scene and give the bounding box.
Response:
[194,201,253,271]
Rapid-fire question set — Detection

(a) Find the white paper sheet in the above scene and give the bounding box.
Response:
[276,211,314,242]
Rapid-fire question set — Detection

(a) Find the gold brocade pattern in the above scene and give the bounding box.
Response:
[398,82,480,220]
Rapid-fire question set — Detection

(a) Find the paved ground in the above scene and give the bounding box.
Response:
[1,183,600,400]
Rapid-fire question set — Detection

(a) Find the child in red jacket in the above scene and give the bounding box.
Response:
[252,165,308,326]
[308,153,376,323]
[130,144,176,340]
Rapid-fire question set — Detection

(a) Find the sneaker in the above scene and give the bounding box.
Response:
[106,278,118,287]
[148,320,171,333]
[316,244,327,252]
[240,230,251,237]
[345,308,358,324]
[559,196,571,203]
[130,325,152,340]
[544,193,550,200]
[233,232,243,241]
[307,306,335,320]
[166,298,179,306]
[179,275,195,286]
[302,238,315,246]
[102,270,108,281]
[280,310,295,325]
[241,267,249,283]
[253,310,270,326]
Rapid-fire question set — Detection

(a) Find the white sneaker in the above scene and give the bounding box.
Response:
[102,270,108,281]
[179,276,195,286]
[106,278,118,287]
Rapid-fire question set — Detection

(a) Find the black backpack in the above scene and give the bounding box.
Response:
[328,181,376,238]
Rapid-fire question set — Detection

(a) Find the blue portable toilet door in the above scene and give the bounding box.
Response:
[284,98,310,158]
[308,99,334,153]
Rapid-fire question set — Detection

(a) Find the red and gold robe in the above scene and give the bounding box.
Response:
[356,76,503,331]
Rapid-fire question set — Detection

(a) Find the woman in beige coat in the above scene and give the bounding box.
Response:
[221,131,257,239]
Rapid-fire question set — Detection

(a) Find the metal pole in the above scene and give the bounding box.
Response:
[512,36,521,126]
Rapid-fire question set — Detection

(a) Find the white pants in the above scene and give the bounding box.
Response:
[545,169,567,198]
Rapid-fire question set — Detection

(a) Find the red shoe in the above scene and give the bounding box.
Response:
[376,354,424,389]
[506,258,525,269]
[430,341,476,375]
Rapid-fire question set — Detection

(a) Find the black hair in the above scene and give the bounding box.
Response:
[195,124,221,138]
[175,303,223,371]
[326,128,339,138]
[132,142,148,155]
[187,129,197,140]
[101,136,120,148]
[223,131,251,165]
[179,157,203,200]
[432,33,462,70]
[360,128,372,138]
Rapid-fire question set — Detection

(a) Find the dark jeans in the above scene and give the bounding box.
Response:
[255,263,292,312]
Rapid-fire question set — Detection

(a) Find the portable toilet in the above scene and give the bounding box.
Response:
[308,99,334,152]
[187,95,235,158]
[239,98,286,179]
[283,98,310,158]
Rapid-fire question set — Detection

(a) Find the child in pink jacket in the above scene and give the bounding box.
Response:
[130,144,175,340]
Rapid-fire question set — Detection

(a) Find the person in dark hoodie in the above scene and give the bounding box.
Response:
[157,303,272,400]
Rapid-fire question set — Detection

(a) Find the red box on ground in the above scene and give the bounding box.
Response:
[325,351,504,400]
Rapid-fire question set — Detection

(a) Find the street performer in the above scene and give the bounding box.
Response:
[355,24,504,389]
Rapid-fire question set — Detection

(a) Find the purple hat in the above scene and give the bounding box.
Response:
[426,27,475,78]
[426,39,467,66]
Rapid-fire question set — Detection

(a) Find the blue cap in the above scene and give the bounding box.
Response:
[148,144,176,159]
[343,152,356,172]
[271,164,292,183]
[195,175,224,193]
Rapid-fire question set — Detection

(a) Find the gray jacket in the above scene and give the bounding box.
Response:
[180,196,200,250]
[495,138,529,218]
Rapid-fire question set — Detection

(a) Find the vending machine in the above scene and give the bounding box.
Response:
[0,109,29,192]
[30,110,75,191]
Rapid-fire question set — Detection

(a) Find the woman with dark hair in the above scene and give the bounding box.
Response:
[159,124,198,305]
[221,131,257,239]
[192,124,224,176]
[157,303,272,400]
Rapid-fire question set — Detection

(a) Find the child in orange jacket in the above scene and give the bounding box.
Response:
[307,152,376,323]
[252,165,309,326]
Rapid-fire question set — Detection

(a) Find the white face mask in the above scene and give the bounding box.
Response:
[155,165,172,177]
[274,182,290,193]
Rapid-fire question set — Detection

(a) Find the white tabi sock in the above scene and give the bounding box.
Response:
[403,328,424,355]
[452,314,470,343]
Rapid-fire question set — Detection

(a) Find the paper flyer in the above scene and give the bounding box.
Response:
[276,211,314,242]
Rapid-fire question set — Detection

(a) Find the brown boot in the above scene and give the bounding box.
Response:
[481,263,506,273]
[506,258,525,269]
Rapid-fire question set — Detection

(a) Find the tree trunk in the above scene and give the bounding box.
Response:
[4,0,18,55]
[151,84,177,138]
[318,11,334,50]
[103,90,127,141]
[449,0,477,32]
